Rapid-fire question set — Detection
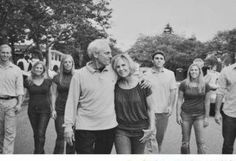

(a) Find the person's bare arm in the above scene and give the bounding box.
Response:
[176,90,184,125]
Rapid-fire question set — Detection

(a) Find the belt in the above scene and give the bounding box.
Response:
[0,96,16,100]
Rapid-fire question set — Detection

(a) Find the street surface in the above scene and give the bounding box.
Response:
[14,102,236,154]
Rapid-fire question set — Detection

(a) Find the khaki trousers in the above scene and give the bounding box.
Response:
[0,98,17,154]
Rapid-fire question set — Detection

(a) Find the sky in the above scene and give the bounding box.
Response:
[107,0,236,51]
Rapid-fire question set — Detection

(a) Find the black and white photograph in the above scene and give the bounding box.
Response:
[0,0,236,158]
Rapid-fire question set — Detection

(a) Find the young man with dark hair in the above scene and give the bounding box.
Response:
[145,51,177,153]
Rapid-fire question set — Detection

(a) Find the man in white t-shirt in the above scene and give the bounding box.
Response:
[145,51,177,153]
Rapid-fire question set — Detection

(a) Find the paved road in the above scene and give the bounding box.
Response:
[14,103,236,154]
[162,111,226,154]
[14,102,56,154]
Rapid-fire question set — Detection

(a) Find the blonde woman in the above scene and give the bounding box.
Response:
[176,63,211,154]
[51,55,75,154]
[24,61,53,154]
[111,54,155,154]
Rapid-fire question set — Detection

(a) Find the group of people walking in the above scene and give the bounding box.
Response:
[0,39,235,154]
[24,55,75,154]
[0,44,75,154]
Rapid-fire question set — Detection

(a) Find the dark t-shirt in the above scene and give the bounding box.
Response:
[25,79,52,113]
[179,81,210,115]
[114,83,152,130]
[52,73,73,114]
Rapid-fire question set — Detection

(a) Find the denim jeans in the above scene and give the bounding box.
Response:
[144,133,158,154]
[144,113,168,154]
[53,114,64,154]
[222,112,236,154]
[28,111,50,154]
[74,128,115,154]
[180,112,206,154]
[53,113,75,154]
[155,113,169,149]
[115,128,146,154]
[0,99,17,154]
[65,141,75,154]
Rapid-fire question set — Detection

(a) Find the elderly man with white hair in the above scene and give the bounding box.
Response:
[64,39,118,154]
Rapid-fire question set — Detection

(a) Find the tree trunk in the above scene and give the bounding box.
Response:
[9,41,17,64]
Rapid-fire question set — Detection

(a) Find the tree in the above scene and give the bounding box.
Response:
[0,0,115,67]
[163,23,173,34]
[205,28,236,67]
[207,28,236,54]
[0,0,30,62]
[109,37,122,56]
[24,0,114,67]
[128,33,207,72]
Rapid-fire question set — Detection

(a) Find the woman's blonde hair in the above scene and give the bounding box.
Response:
[111,53,137,78]
[27,61,46,86]
[59,54,75,84]
[185,63,205,93]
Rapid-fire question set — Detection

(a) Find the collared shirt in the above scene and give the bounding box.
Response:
[217,63,236,117]
[145,67,177,113]
[0,62,24,97]
[64,62,118,131]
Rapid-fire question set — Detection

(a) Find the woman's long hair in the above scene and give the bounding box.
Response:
[185,63,205,94]
[59,54,75,85]
[27,61,46,86]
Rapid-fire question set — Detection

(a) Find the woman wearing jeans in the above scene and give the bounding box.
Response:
[24,61,53,154]
[176,63,211,154]
[51,55,75,154]
[111,54,155,154]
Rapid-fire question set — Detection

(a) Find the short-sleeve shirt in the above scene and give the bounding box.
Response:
[114,83,152,131]
[52,73,73,114]
[179,81,210,115]
[145,68,177,113]
[25,79,52,113]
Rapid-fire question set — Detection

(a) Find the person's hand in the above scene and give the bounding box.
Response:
[139,129,154,143]
[215,111,222,125]
[139,79,152,89]
[203,117,209,128]
[15,104,22,114]
[167,108,172,117]
[51,110,57,120]
[176,114,182,125]
[64,128,75,146]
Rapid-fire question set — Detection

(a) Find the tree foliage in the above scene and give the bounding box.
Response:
[128,33,207,72]
[0,1,28,49]
[129,27,236,75]
[206,28,236,55]
[0,0,115,67]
